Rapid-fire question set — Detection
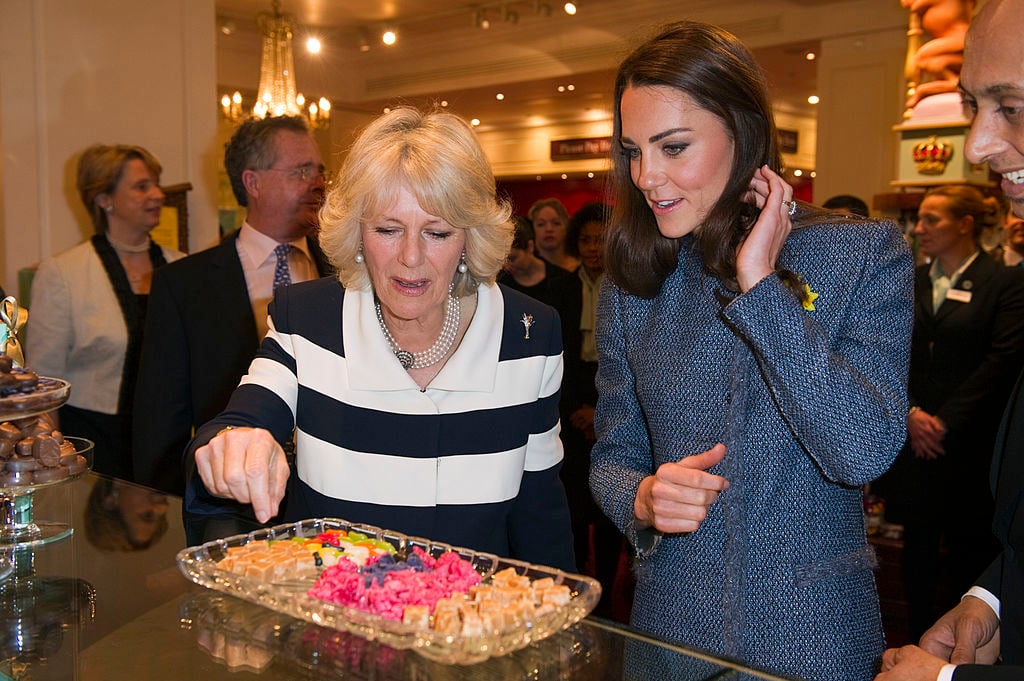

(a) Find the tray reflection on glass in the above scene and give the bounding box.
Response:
[176,518,601,665]
[180,590,603,679]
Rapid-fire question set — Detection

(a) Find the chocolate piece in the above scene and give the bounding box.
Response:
[32,466,68,483]
[32,433,61,467]
[14,371,38,389]
[0,355,12,373]
[5,454,39,472]
[14,437,34,457]
[0,372,17,390]
[63,455,88,475]
[21,419,52,438]
[0,439,12,460]
[59,441,76,457]
[0,423,19,442]
[49,430,64,444]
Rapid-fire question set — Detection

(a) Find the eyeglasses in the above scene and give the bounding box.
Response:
[263,164,327,183]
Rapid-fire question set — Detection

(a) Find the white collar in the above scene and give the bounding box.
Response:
[238,222,311,265]
[344,284,502,393]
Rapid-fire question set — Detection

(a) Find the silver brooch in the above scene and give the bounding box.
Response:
[521,313,534,340]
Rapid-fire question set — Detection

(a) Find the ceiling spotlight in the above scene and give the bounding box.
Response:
[567,84,575,91]
[561,173,568,179]
[474,10,491,29]
[382,29,397,46]
[557,85,566,92]
[804,50,817,61]
[219,18,236,36]
[564,1,578,15]
[793,169,803,177]
[807,94,820,105]
[470,118,481,126]
[587,172,594,178]
[306,36,322,54]
[440,100,449,107]
[495,93,505,101]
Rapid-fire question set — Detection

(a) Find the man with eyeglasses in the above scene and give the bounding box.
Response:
[132,115,333,497]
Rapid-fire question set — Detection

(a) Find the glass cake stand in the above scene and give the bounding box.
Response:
[0,437,93,548]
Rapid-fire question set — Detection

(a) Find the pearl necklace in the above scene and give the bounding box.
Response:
[375,295,460,370]
[106,234,151,253]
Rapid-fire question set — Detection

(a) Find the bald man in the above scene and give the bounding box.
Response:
[876,3,1024,679]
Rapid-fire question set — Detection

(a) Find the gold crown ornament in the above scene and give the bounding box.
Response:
[912,135,954,175]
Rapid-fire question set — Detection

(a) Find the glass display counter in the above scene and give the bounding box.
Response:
[0,473,799,681]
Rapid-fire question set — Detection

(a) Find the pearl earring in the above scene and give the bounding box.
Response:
[355,244,365,264]
[104,204,114,214]
[457,251,468,274]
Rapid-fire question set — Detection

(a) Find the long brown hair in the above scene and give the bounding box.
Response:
[606,21,782,298]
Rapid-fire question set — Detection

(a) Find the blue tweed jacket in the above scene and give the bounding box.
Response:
[590,206,913,681]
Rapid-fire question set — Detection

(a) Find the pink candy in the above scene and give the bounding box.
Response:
[308,549,482,622]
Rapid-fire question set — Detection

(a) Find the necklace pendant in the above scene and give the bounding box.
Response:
[395,350,414,369]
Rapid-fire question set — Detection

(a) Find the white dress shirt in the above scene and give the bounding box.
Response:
[236,222,318,339]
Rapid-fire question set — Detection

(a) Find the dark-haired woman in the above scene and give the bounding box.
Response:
[588,21,914,681]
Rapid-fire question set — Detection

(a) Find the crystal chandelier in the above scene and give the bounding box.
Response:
[219,0,330,129]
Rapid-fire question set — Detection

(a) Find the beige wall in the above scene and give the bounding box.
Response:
[816,27,909,211]
[0,0,220,299]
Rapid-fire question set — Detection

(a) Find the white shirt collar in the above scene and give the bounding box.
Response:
[238,222,311,266]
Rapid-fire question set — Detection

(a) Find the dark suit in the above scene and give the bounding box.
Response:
[888,252,1024,635]
[131,230,332,494]
[951,368,1024,680]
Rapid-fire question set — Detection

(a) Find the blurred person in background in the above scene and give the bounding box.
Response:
[497,215,573,306]
[27,144,183,478]
[883,185,1024,640]
[529,198,579,271]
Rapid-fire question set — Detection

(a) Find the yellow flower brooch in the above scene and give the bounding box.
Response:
[778,269,819,311]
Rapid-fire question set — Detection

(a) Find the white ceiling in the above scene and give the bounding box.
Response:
[213,0,905,132]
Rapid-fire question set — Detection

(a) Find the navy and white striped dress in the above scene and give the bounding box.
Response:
[185,278,575,572]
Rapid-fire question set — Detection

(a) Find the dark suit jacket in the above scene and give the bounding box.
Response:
[952,368,1024,678]
[131,230,332,494]
[910,252,1024,447]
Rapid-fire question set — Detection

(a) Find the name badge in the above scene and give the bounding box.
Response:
[946,288,972,304]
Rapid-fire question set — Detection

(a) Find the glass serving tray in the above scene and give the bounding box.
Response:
[176,518,601,665]
[0,377,70,422]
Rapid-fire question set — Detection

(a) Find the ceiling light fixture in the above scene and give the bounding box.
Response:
[382,28,397,46]
[564,1,578,15]
[218,0,330,129]
[807,94,820,105]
